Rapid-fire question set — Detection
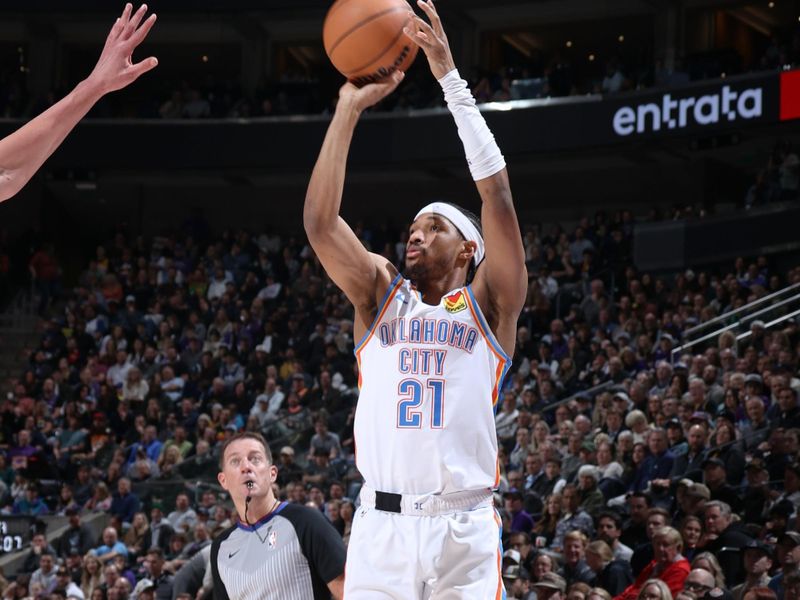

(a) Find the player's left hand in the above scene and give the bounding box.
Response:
[87,3,158,95]
[404,0,456,80]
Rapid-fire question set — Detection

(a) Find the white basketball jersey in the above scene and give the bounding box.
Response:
[354,274,511,496]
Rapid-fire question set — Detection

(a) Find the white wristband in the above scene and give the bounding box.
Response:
[438,68,506,181]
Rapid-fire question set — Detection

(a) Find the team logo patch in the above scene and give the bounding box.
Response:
[268,530,278,549]
[444,291,467,313]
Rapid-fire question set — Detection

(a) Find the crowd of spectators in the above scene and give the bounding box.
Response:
[479,23,800,104]
[97,24,800,117]
[0,203,799,600]
[2,21,798,121]
[744,140,799,209]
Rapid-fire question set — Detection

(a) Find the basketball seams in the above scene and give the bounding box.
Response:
[326,5,409,59]
[343,17,412,78]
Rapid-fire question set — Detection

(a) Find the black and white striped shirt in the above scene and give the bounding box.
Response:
[211,502,345,600]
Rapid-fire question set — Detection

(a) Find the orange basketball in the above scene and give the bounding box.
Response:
[323,0,419,86]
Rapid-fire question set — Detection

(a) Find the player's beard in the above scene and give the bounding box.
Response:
[403,248,432,284]
[403,252,449,286]
[403,260,429,283]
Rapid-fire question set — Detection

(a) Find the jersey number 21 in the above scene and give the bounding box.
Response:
[396,378,445,429]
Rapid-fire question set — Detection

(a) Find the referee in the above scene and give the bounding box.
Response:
[211,432,345,599]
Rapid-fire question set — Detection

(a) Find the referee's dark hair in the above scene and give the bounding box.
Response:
[219,431,273,469]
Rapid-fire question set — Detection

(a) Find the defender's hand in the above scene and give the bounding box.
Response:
[87,3,158,95]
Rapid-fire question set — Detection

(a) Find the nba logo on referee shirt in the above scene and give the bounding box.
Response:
[268,530,277,549]
[444,291,467,314]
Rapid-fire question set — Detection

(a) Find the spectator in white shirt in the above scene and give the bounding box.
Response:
[251,377,285,427]
[30,553,57,594]
[167,492,197,534]
[106,350,133,388]
[206,266,232,301]
[160,366,184,403]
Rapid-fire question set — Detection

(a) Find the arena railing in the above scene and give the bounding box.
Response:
[670,282,800,362]
[679,280,800,339]
[735,307,800,347]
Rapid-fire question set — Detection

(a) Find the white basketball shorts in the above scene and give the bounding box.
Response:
[343,487,505,599]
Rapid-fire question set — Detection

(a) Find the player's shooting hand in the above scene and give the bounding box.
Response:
[87,3,158,96]
[404,0,456,80]
[337,71,405,114]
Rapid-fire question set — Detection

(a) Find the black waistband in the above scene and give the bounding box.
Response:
[374,491,402,513]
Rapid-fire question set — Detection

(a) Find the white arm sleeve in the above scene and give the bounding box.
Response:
[438,69,506,181]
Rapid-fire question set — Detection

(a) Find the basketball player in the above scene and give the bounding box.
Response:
[0,3,158,203]
[304,1,526,597]
[212,432,346,599]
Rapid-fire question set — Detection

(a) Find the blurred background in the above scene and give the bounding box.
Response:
[0,2,798,596]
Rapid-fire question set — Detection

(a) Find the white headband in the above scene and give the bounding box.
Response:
[414,202,485,267]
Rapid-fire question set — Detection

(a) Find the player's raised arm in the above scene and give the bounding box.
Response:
[0,3,157,203]
[406,0,526,351]
[473,170,527,315]
[303,74,405,313]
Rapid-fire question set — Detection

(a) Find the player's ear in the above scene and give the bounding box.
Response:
[269,465,278,483]
[217,472,227,490]
[460,240,476,262]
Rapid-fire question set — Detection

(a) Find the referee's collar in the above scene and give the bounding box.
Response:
[236,501,287,531]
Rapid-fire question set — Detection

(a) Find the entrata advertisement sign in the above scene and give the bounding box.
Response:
[612,85,763,137]
[485,70,791,159]
[484,70,791,159]
[606,73,779,139]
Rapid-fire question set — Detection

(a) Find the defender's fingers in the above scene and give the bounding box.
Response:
[127,13,157,49]
[123,4,149,39]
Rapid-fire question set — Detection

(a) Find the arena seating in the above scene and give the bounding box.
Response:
[2,197,800,598]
